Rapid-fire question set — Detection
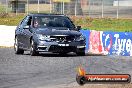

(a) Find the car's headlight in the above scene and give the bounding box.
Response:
[37,34,51,41]
[76,35,85,41]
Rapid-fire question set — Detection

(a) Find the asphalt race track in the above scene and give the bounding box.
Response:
[0,48,132,88]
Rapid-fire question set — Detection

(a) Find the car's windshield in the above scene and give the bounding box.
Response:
[33,16,75,29]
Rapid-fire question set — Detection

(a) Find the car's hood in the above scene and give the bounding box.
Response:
[35,28,82,36]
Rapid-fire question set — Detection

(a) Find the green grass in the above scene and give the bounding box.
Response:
[0,15,25,26]
[0,5,6,12]
[70,16,132,32]
[0,5,12,13]
[0,14,132,32]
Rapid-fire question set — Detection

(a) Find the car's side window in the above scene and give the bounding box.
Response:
[27,16,32,26]
[20,16,32,28]
[19,17,27,29]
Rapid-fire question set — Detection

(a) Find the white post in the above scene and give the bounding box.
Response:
[16,0,18,15]
[61,1,63,14]
[117,0,119,19]
[88,0,91,17]
[63,1,64,14]
[6,0,8,13]
[52,1,54,13]
[50,0,52,13]
[38,0,40,13]
[75,0,77,16]
[27,0,29,14]
[101,0,104,18]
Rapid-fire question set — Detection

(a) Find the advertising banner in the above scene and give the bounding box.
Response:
[80,30,90,52]
[81,30,132,56]
[88,30,103,54]
[101,31,132,56]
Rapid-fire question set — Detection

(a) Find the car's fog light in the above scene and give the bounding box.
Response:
[77,46,85,48]
[39,41,45,45]
[38,45,47,48]
[38,46,47,50]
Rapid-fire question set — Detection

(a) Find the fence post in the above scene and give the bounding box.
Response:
[61,1,62,14]
[27,0,29,14]
[38,0,40,13]
[16,0,18,15]
[117,0,119,19]
[6,0,8,13]
[75,0,77,16]
[63,1,64,14]
[50,0,52,13]
[101,0,104,18]
[88,0,91,17]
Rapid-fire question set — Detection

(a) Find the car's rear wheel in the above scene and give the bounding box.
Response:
[14,37,24,54]
[30,40,39,56]
[76,48,85,56]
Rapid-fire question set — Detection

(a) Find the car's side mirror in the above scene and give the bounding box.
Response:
[76,26,81,31]
[23,25,30,29]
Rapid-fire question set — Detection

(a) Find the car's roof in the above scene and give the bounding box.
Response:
[28,13,65,17]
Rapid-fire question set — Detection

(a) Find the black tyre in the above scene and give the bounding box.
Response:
[59,52,68,56]
[30,40,39,56]
[14,37,24,54]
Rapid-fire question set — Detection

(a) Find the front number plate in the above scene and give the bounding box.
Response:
[58,44,69,46]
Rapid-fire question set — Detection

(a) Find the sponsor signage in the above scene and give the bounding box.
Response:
[81,30,132,56]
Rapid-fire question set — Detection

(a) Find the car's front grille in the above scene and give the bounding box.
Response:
[38,47,47,50]
[50,35,75,42]
[49,45,76,52]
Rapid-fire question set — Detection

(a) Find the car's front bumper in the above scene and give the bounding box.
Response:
[35,40,85,53]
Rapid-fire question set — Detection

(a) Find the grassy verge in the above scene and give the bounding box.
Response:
[0,14,25,26]
[0,14,132,32]
[70,16,132,32]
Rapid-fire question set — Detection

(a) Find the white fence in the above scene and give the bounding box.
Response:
[113,1,132,6]
[0,0,132,18]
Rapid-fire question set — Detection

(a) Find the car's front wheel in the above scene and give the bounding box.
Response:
[30,40,39,56]
[59,52,68,56]
[14,37,24,54]
[76,48,85,56]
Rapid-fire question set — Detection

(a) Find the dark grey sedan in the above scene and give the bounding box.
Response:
[14,13,86,56]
